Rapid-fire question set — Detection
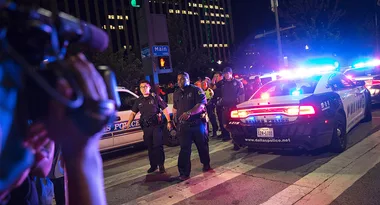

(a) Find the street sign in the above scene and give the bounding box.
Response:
[152,45,170,56]
[141,47,150,59]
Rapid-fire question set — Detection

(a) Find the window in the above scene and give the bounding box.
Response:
[118,91,138,111]
[182,10,186,14]
[209,44,213,47]
[226,14,230,18]
[175,10,180,14]
[118,25,124,30]
[200,20,205,23]
[169,9,174,13]
[203,44,208,47]
[188,11,193,15]
[329,74,354,90]
[252,77,321,99]
[199,4,203,8]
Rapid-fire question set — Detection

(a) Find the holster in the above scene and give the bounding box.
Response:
[140,114,162,129]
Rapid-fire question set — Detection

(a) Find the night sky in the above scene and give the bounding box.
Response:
[231,0,376,46]
[231,0,273,45]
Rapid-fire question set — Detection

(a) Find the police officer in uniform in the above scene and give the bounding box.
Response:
[216,67,245,150]
[127,80,172,173]
[211,71,224,138]
[173,72,211,181]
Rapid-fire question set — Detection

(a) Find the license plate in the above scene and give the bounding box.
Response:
[257,128,274,138]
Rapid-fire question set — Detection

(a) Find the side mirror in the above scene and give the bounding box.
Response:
[355,80,365,87]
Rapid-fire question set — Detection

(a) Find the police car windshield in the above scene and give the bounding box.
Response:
[344,68,380,77]
[251,76,321,99]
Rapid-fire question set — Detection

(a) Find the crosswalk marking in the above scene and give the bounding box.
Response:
[261,130,380,205]
[123,154,280,205]
[104,141,233,189]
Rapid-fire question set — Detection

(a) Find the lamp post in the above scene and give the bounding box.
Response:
[271,0,283,67]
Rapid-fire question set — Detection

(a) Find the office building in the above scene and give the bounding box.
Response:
[37,0,234,62]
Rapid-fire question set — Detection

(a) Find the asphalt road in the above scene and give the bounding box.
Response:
[102,106,380,205]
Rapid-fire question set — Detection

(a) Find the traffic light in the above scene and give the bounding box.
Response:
[157,56,171,69]
[131,0,141,8]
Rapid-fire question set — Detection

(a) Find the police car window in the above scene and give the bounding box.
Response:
[118,91,137,111]
[329,74,354,90]
[251,76,321,99]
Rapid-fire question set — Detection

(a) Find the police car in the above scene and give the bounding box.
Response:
[227,72,372,153]
[99,87,177,152]
[344,66,380,103]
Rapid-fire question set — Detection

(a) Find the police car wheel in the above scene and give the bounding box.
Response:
[362,97,372,122]
[329,113,347,153]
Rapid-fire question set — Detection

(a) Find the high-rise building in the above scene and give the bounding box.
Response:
[148,0,235,63]
[37,0,234,62]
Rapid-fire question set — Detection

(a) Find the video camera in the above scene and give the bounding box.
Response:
[0,0,120,192]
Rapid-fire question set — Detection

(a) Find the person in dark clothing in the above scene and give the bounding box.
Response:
[173,72,211,181]
[202,80,218,137]
[216,67,245,150]
[211,71,224,139]
[127,80,172,174]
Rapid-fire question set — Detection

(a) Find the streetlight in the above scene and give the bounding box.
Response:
[217,60,222,65]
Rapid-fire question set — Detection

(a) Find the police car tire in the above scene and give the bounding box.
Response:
[329,113,347,153]
[361,96,372,122]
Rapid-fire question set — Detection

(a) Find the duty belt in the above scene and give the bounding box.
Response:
[140,114,162,128]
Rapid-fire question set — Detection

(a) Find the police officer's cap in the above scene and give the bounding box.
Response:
[222,67,233,74]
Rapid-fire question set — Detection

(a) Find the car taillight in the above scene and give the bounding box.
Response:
[230,105,316,119]
[299,105,316,115]
[372,80,380,86]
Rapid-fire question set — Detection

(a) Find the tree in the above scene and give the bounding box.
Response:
[279,0,346,54]
[167,15,210,77]
[89,49,144,90]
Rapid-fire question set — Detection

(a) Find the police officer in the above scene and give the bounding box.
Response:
[173,72,211,181]
[127,80,172,174]
[211,71,224,138]
[216,67,245,150]
[201,79,218,138]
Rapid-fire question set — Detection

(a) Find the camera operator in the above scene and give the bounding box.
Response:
[0,54,112,205]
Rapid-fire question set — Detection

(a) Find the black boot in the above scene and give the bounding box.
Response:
[147,166,157,173]
[159,165,166,173]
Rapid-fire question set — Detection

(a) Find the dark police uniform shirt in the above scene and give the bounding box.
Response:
[216,79,245,107]
[173,85,207,121]
[132,93,167,120]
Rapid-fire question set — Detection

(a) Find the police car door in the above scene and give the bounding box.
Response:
[100,89,142,151]
[329,74,357,131]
